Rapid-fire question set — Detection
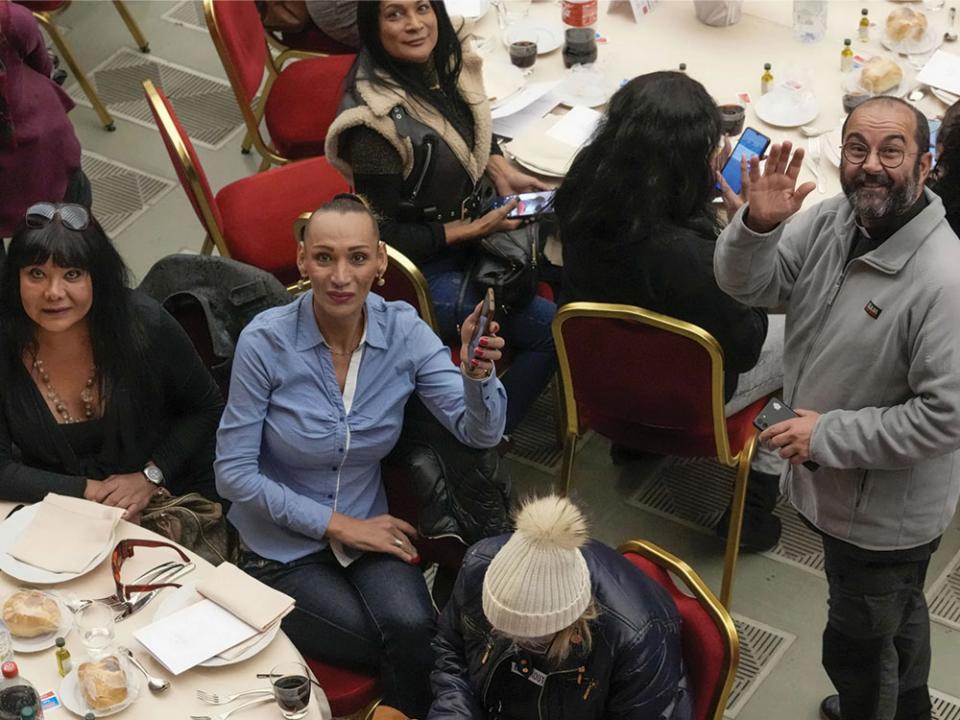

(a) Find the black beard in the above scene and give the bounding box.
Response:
[841,166,919,220]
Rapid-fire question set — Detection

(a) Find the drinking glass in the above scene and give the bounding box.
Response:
[792,0,828,42]
[74,601,115,659]
[271,662,311,720]
[503,0,532,25]
[509,40,537,73]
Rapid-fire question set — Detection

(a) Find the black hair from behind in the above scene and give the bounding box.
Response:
[553,71,722,246]
[0,215,153,411]
[354,1,463,112]
[929,100,960,220]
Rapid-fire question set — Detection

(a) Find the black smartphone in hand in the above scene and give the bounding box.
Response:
[753,397,820,472]
[467,288,496,359]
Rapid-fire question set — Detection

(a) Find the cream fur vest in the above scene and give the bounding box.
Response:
[324,47,492,186]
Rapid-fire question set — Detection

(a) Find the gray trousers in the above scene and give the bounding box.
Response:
[724,314,785,476]
[821,532,937,720]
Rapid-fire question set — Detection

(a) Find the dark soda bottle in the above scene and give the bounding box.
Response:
[0,663,41,720]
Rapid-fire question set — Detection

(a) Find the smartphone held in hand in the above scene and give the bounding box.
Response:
[468,288,496,360]
[753,397,820,471]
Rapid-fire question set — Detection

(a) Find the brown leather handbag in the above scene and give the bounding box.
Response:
[141,489,236,566]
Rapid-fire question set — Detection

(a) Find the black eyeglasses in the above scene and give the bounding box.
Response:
[25,203,90,231]
[840,142,919,169]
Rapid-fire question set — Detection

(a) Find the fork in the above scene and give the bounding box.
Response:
[196,688,273,705]
[190,695,275,720]
[807,136,826,194]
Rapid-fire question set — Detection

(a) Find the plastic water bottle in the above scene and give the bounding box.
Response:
[793,0,828,42]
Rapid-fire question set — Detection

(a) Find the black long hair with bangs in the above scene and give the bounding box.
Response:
[553,71,723,245]
[0,215,152,411]
[354,1,464,111]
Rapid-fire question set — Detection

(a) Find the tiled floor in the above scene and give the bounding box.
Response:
[44,2,960,718]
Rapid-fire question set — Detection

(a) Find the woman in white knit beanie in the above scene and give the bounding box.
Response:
[428,495,693,720]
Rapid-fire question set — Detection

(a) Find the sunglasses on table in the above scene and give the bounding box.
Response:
[111,539,191,600]
[25,202,90,231]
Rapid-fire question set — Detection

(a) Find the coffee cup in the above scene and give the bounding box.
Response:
[719,104,746,136]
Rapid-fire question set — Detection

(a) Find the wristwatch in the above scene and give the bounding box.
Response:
[142,463,164,487]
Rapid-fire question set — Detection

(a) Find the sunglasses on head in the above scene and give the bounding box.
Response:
[25,203,90,232]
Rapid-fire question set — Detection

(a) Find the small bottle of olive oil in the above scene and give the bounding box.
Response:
[761,63,774,95]
[841,38,854,72]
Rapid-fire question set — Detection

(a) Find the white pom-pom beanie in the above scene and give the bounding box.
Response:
[482,496,592,638]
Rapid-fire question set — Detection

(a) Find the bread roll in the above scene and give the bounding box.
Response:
[2,590,60,638]
[78,656,129,711]
[860,57,904,94]
[886,7,928,42]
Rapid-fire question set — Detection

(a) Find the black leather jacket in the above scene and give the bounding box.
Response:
[429,537,694,720]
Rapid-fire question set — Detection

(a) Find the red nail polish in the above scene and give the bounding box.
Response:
[479,337,488,347]
[474,348,483,357]
[470,359,479,367]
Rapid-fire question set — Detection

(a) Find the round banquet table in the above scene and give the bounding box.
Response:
[0,501,332,720]
[474,0,960,200]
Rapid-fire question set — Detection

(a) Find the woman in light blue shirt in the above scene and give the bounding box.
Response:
[215,194,507,717]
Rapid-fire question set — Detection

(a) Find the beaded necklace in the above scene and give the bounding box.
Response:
[32,358,96,424]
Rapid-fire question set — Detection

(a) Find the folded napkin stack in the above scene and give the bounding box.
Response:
[197,561,295,632]
[9,494,124,573]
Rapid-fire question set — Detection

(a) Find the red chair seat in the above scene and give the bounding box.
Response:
[14,0,65,11]
[264,53,356,160]
[216,156,349,284]
[305,657,380,717]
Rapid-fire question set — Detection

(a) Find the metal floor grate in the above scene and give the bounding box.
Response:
[627,457,826,577]
[82,150,175,237]
[506,385,568,474]
[161,0,208,33]
[933,690,960,720]
[928,548,960,631]
[67,48,247,150]
[725,615,795,718]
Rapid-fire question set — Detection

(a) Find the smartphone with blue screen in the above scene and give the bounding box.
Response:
[720,127,771,195]
[929,117,942,167]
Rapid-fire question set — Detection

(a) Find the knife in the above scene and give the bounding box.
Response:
[115,562,195,622]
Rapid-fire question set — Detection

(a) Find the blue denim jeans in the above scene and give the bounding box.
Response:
[239,546,436,718]
[422,252,557,434]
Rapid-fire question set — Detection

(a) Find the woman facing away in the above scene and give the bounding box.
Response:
[215,195,508,718]
[553,71,786,552]
[0,203,224,516]
[324,0,556,434]
[428,495,693,720]
[927,100,960,236]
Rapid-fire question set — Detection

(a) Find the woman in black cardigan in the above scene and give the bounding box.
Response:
[0,203,224,518]
[554,72,784,552]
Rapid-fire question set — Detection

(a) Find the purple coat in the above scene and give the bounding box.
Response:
[0,0,81,236]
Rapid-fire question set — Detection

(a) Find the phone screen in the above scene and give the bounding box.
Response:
[488,190,556,218]
[721,128,771,195]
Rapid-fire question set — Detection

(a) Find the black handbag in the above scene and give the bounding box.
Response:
[462,222,541,316]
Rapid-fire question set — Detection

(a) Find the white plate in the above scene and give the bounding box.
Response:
[444,0,490,20]
[0,505,115,584]
[482,61,525,108]
[931,87,960,106]
[7,592,73,653]
[502,21,564,54]
[823,127,843,168]
[754,89,819,128]
[152,584,281,667]
[556,69,612,108]
[60,661,141,718]
[511,155,566,178]
[881,29,942,56]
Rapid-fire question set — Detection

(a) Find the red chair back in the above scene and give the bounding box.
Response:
[375,246,441,334]
[143,81,224,238]
[207,0,267,105]
[304,657,380,717]
[620,542,738,720]
[14,1,65,12]
[555,304,726,458]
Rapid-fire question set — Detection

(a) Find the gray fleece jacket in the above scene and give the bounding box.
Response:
[715,189,960,551]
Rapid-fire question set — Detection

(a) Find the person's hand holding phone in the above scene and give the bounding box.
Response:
[444,199,520,245]
[487,154,552,195]
[743,141,816,234]
[459,295,505,379]
[759,408,821,467]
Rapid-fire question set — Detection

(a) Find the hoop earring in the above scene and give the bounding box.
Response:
[376,275,386,287]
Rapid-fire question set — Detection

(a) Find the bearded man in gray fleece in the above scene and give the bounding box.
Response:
[715,95,960,720]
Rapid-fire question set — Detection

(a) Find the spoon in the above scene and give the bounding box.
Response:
[122,647,170,694]
[908,88,926,102]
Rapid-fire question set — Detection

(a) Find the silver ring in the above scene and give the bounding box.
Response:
[393,538,404,548]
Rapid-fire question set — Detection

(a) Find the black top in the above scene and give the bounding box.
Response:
[0,291,224,502]
[561,217,769,399]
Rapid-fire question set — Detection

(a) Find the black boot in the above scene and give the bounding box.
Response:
[715,469,782,552]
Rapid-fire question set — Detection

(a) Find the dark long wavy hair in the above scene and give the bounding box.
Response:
[0,214,153,413]
[354,1,464,112]
[929,100,960,223]
[553,72,722,246]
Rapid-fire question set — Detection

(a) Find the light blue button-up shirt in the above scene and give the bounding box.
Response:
[214,292,507,563]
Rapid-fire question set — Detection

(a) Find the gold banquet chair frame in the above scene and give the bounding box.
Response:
[553,302,760,608]
[619,539,740,720]
[29,0,149,131]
